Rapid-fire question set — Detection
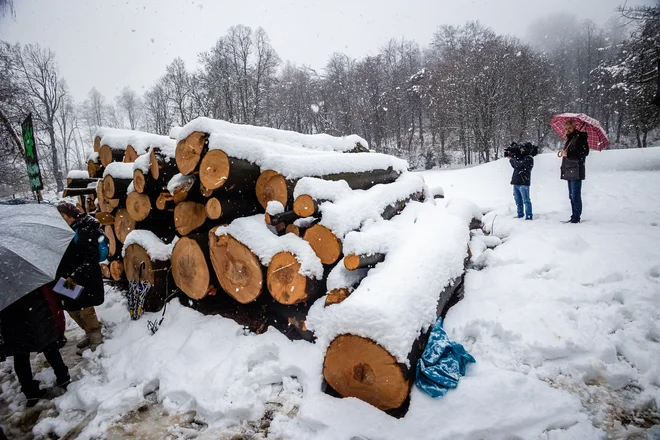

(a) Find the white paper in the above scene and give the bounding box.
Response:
[53,277,84,300]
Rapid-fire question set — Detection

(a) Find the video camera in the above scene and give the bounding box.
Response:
[504,142,538,159]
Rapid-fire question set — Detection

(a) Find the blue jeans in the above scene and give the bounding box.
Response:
[567,180,582,221]
[513,185,532,219]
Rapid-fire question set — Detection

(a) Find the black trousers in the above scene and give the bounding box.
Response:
[13,344,69,390]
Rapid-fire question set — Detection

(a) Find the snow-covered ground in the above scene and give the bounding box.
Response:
[2,147,660,439]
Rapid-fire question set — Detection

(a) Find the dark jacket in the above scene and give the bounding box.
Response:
[56,215,105,311]
[0,290,60,356]
[510,155,534,186]
[561,131,589,181]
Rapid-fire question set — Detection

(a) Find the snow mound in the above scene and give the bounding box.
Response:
[122,230,173,261]
[102,162,134,180]
[67,170,90,180]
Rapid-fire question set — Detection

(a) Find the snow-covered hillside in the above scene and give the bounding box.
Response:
[3,148,660,439]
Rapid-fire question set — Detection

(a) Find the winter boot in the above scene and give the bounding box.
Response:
[76,336,90,349]
[57,373,71,390]
[22,380,47,408]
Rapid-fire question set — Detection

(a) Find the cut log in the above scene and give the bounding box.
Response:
[102,175,132,199]
[174,201,210,236]
[99,144,126,167]
[105,225,122,257]
[123,243,170,313]
[123,145,139,163]
[113,208,136,243]
[126,192,153,222]
[205,198,222,220]
[110,260,125,281]
[100,262,111,278]
[266,252,325,305]
[323,275,465,413]
[96,180,113,213]
[93,135,102,153]
[88,157,104,178]
[325,288,351,306]
[256,167,402,210]
[285,224,301,237]
[175,131,208,175]
[303,224,342,265]
[133,169,156,194]
[155,192,176,211]
[171,234,217,300]
[66,177,97,188]
[198,150,262,193]
[96,212,115,226]
[208,232,265,304]
[344,253,386,271]
[150,148,178,182]
[62,187,98,197]
[293,194,321,218]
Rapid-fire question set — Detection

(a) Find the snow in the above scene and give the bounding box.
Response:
[16,147,660,439]
[293,177,352,201]
[126,182,135,195]
[202,131,407,179]
[98,128,175,155]
[215,215,323,279]
[179,116,368,152]
[67,170,90,179]
[102,162,134,180]
[168,125,182,139]
[326,259,368,291]
[122,230,174,261]
[166,173,194,194]
[87,151,99,162]
[266,201,285,216]
[444,197,483,225]
[316,172,426,239]
[307,202,470,365]
[133,151,151,173]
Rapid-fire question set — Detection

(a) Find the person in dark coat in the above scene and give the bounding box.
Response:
[509,145,534,220]
[559,120,590,223]
[56,203,105,354]
[0,288,70,407]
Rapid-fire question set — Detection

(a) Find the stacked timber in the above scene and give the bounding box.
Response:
[68,119,479,415]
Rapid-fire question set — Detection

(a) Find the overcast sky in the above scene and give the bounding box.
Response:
[0,0,654,102]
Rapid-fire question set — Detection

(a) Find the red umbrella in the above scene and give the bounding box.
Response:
[550,113,609,151]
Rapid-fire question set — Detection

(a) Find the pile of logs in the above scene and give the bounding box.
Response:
[70,119,478,416]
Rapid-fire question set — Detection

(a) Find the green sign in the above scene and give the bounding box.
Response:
[21,113,43,192]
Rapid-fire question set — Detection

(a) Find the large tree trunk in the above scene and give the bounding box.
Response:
[175,132,208,175]
[266,252,325,305]
[323,275,465,414]
[124,242,171,312]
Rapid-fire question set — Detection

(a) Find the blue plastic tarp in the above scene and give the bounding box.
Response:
[415,318,476,398]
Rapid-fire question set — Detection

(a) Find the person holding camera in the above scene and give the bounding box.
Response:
[507,143,536,220]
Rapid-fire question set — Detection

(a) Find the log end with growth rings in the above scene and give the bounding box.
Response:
[110,260,124,281]
[124,243,158,285]
[209,232,264,304]
[175,131,208,175]
[303,224,342,265]
[174,201,207,236]
[171,236,211,300]
[324,335,410,411]
[102,175,116,198]
[114,208,136,243]
[99,145,113,168]
[133,169,147,193]
[293,194,316,218]
[267,252,309,305]
[123,145,138,163]
[105,225,118,256]
[205,198,222,220]
[324,288,351,306]
[199,149,230,191]
[285,224,301,237]
[126,191,152,222]
[256,170,287,209]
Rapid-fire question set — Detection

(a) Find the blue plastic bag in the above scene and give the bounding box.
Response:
[415,318,475,398]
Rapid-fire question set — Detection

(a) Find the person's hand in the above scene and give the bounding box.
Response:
[64,277,76,289]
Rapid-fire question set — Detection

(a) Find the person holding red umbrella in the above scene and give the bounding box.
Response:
[550,113,609,224]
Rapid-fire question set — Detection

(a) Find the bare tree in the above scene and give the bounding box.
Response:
[116,86,141,129]
[14,44,67,191]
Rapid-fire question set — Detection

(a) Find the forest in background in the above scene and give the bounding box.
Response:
[0,1,658,196]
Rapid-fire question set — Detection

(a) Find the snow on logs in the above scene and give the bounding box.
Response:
[96,127,175,167]
[123,230,174,312]
[306,202,470,412]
